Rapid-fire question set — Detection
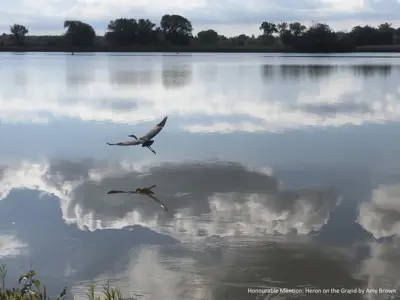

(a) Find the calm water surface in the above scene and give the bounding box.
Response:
[1,52,400,300]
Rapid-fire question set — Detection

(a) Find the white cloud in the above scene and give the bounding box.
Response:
[358,239,400,300]
[356,180,400,298]
[0,234,28,259]
[71,238,361,300]
[0,159,339,241]
[357,184,400,239]
[1,58,400,133]
[71,245,210,300]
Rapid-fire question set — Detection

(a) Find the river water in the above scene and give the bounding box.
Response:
[0,52,400,300]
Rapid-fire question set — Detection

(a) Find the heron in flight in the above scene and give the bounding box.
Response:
[106,184,168,212]
[107,116,168,154]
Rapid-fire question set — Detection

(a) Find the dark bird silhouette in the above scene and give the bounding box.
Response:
[107,185,168,212]
[106,116,168,154]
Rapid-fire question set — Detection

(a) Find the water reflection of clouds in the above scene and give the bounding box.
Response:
[261,64,396,81]
[0,234,28,259]
[358,184,400,239]
[72,245,211,300]
[0,159,339,241]
[356,181,400,299]
[358,239,400,300]
[72,240,364,300]
[162,59,193,89]
[108,56,157,87]
[65,55,100,87]
[2,55,400,131]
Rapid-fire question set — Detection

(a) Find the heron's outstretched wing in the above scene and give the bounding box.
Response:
[141,116,168,141]
[106,139,143,146]
[144,194,168,212]
[146,184,156,190]
[107,190,129,194]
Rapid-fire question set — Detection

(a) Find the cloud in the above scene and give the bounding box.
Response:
[71,239,364,300]
[0,159,340,241]
[2,61,400,133]
[356,181,400,298]
[72,244,210,300]
[0,234,28,259]
[1,0,400,35]
[358,238,400,300]
[357,184,400,239]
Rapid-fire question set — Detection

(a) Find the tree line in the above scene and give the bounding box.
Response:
[1,14,400,52]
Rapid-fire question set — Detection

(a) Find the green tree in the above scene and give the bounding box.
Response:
[289,22,306,36]
[291,22,354,52]
[277,22,288,36]
[377,22,395,44]
[259,22,277,36]
[197,29,219,45]
[230,34,250,46]
[349,25,378,46]
[136,19,158,45]
[277,22,290,44]
[105,18,139,46]
[63,20,96,46]
[10,24,28,46]
[160,14,193,45]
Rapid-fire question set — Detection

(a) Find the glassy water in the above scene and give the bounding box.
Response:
[1,52,400,300]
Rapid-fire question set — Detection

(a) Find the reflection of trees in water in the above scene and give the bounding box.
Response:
[10,63,28,87]
[261,64,398,82]
[197,65,218,82]
[14,72,27,86]
[261,64,337,81]
[261,64,275,80]
[65,56,95,87]
[211,241,364,300]
[281,64,337,80]
[294,100,373,117]
[162,62,192,89]
[109,69,155,86]
[352,65,393,78]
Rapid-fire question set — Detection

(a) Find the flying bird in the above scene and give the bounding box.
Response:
[106,116,168,154]
[107,184,168,212]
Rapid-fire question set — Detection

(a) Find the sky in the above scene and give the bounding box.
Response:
[1,0,400,37]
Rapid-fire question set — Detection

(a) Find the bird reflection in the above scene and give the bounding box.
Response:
[107,184,168,212]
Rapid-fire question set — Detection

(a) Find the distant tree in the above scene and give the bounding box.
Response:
[105,18,138,46]
[292,22,354,52]
[259,22,277,45]
[10,24,28,46]
[289,22,307,36]
[277,22,290,44]
[63,20,96,46]
[160,14,193,45]
[197,29,219,45]
[277,22,288,35]
[378,22,393,32]
[218,35,228,41]
[136,19,157,45]
[230,34,250,46]
[349,25,378,46]
[377,22,395,44]
[259,22,277,36]
[301,23,337,51]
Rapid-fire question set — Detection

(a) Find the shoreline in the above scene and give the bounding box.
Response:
[1,45,400,53]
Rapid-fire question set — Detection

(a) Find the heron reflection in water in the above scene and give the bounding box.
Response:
[107,184,168,212]
[106,116,168,154]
